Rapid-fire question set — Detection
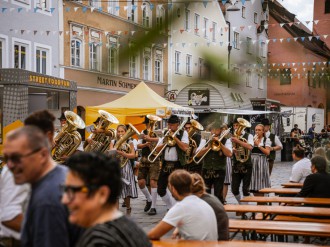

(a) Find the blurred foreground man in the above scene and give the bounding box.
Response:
[3,126,81,247]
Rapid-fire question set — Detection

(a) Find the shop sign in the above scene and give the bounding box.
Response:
[188,89,209,106]
[97,76,137,89]
[29,75,71,88]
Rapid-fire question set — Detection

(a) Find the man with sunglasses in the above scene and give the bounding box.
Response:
[3,126,81,247]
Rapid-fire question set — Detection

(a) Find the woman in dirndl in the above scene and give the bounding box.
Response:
[109,124,138,214]
[250,124,271,196]
[221,123,232,205]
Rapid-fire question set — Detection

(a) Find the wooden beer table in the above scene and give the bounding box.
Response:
[281,183,303,188]
[240,196,330,206]
[259,188,300,195]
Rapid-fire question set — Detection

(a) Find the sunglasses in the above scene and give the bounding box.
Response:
[3,147,42,164]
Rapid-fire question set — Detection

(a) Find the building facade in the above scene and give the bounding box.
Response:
[221,0,269,99]
[62,0,169,119]
[268,1,330,124]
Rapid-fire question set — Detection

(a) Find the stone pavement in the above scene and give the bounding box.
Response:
[120,161,294,233]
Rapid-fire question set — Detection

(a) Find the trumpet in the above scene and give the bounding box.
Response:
[148,119,188,163]
[193,128,231,164]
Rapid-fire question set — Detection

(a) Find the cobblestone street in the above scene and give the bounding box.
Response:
[121,160,294,233]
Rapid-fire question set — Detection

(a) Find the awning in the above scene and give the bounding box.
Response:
[212,109,281,115]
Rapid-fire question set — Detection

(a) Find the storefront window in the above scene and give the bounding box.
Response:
[47,92,59,110]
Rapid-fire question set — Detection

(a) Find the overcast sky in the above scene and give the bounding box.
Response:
[280,0,314,30]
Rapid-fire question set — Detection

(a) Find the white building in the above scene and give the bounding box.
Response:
[222,0,269,99]
[168,0,254,121]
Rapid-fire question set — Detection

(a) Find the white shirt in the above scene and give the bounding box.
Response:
[163,195,218,240]
[265,131,283,149]
[290,158,312,183]
[253,136,272,148]
[158,130,189,161]
[0,166,30,239]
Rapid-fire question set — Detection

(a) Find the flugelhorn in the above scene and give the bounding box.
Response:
[186,120,204,164]
[52,111,85,163]
[84,110,119,153]
[145,114,162,151]
[193,128,231,164]
[148,119,188,163]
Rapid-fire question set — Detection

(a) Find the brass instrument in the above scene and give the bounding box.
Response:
[193,128,231,164]
[186,120,204,164]
[113,123,140,168]
[84,110,119,153]
[52,111,85,163]
[145,114,162,152]
[148,119,188,163]
[233,118,251,163]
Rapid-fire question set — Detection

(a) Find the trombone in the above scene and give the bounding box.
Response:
[148,119,188,163]
[193,128,231,164]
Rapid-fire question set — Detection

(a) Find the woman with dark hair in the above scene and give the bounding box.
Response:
[249,124,271,196]
[62,152,151,247]
[190,173,229,241]
[109,124,138,214]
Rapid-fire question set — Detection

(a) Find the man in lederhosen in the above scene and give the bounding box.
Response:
[195,120,232,203]
[261,118,283,175]
[231,118,254,204]
[137,117,161,215]
[155,115,189,210]
[184,120,202,174]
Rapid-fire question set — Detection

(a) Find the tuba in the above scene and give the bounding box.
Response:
[145,114,162,152]
[233,118,251,163]
[186,120,204,164]
[52,111,85,163]
[113,123,140,168]
[84,110,119,153]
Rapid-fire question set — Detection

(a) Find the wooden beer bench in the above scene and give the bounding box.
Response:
[229,219,330,239]
[152,239,317,247]
[281,183,303,188]
[259,188,300,195]
[240,196,330,206]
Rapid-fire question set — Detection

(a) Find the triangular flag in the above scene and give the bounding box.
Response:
[279,38,283,43]
[2,8,7,13]
[314,20,319,25]
[118,31,122,35]
[306,21,310,25]
[21,30,25,34]
[180,29,184,34]
[219,42,223,46]
[194,42,198,47]
[18,7,23,13]
[242,0,246,5]
[301,37,305,41]
[168,3,173,10]
[288,22,293,26]
[34,30,38,35]
[131,31,135,35]
[286,38,291,42]
[82,7,87,13]
[150,4,154,10]
[240,26,245,31]
[115,6,120,11]
[324,35,328,39]
[46,31,50,36]
[222,0,226,5]
[203,1,208,8]
[308,36,313,41]
[65,7,70,12]
[182,43,186,47]
[280,23,285,27]
[50,7,55,13]
[91,7,95,12]
[34,7,38,13]
[294,37,298,41]
[74,7,79,12]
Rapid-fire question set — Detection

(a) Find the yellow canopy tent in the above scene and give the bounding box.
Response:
[85,81,194,131]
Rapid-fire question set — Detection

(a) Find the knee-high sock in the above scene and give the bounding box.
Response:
[140,187,152,202]
[151,188,158,209]
[161,192,173,210]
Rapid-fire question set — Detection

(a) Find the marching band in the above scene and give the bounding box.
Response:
[52,111,285,214]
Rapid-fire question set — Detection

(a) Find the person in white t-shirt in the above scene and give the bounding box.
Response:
[290,147,312,183]
[148,170,217,241]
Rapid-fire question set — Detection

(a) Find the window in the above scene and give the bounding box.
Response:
[0,39,3,68]
[258,74,263,89]
[36,47,48,74]
[326,0,330,13]
[246,70,252,87]
[198,58,203,78]
[108,0,119,15]
[186,54,192,76]
[88,0,99,8]
[71,39,82,67]
[128,0,137,22]
[129,54,138,78]
[280,69,291,85]
[194,14,200,35]
[203,18,208,38]
[260,41,266,57]
[36,0,49,10]
[184,9,190,31]
[254,13,258,24]
[242,6,246,18]
[143,57,151,80]
[89,30,101,71]
[108,36,118,74]
[142,2,151,27]
[14,43,27,69]
[212,22,217,42]
[233,32,239,49]
[156,6,165,30]
[154,49,163,82]
[246,37,252,54]
[175,51,180,73]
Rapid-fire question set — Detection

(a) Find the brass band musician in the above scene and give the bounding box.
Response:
[153,115,189,210]
[137,116,161,216]
[195,120,232,203]
[230,118,254,204]
[184,120,202,174]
